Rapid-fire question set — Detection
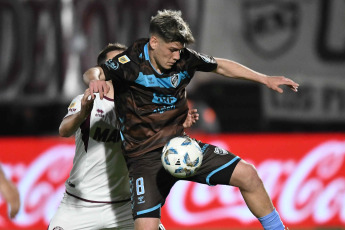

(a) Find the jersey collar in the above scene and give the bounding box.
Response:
[144,42,163,75]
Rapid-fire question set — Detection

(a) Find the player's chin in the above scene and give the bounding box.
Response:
[165,63,175,69]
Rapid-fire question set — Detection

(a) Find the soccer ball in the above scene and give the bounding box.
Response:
[161,136,203,178]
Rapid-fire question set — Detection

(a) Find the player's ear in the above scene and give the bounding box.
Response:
[150,35,158,50]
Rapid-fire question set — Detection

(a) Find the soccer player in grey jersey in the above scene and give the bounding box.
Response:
[84,10,297,230]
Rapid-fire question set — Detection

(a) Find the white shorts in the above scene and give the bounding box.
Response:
[48,193,134,230]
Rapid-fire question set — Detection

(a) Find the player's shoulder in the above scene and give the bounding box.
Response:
[131,38,149,54]
[102,39,148,73]
[67,94,83,113]
[123,38,148,64]
[184,48,216,64]
[69,93,84,104]
[108,40,146,70]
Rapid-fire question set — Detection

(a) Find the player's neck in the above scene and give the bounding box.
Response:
[148,57,163,74]
[105,91,113,99]
[148,45,164,74]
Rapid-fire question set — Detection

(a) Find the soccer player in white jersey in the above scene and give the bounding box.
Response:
[48,43,197,230]
[48,43,133,230]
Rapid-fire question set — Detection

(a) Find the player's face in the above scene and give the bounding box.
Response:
[106,50,122,60]
[150,36,184,73]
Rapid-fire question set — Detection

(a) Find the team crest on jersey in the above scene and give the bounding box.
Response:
[170,74,179,88]
[118,55,130,64]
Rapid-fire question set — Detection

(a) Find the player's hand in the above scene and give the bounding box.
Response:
[183,109,199,128]
[80,88,95,119]
[89,80,109,99]
[0,179,20,218]
[265,76,299,93]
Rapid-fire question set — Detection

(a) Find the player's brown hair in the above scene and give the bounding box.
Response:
[149,10,194,45]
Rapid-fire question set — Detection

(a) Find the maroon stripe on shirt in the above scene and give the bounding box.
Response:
[66,190,131,204]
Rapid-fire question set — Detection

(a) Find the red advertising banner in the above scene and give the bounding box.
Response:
[0,137,75,230]
[0,134,344,229]
[162,133,345,229]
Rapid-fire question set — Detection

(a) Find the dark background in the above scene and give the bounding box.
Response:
[0,0,344,136]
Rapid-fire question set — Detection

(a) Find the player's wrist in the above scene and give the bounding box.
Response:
[77,111,89,122]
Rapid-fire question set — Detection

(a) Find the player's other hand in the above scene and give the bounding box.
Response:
[89,80,109,99]
[0,179,20,218]
[80,88,95,119]
[265,76,299,93]
[183,109,199,128]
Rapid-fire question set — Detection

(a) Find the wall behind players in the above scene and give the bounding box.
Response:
[0,0,344,134]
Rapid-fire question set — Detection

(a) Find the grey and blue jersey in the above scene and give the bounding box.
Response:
[100,38,217,157]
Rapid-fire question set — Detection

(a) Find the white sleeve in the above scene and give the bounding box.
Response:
[64,94,83,118]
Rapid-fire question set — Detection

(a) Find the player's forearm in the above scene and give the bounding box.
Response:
[0,167,6,184]
[0,168,9,193]
[83,66,106,86]
[0,177,9,200]
[213,58,268,85]
[59,113,87,137]
[0,174,10,194]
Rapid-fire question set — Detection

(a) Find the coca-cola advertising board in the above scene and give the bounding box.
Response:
[0,134,344,229]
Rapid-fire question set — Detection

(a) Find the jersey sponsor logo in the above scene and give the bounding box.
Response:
[68,102,76,109]
[105,59,119,70]
[68,108,77,113]
[118,55,130,64]
[170,74,179,88]
[153,105,176,114]
[95,109,104,118]
[147,76,157,86]
[93,127,121,143]
[137,195,145,204]
[152,93,177,105]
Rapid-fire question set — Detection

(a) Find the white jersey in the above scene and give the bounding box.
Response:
[64,93,130,203]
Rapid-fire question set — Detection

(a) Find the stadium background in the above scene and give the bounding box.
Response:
[0,0,344,229]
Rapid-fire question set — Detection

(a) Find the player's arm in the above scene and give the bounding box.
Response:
[83,67,110,100]
[83,66,106,85]
[183,109,199,129]
[59,89,95,137]
[213,58,299,93]
[0,165,20,218]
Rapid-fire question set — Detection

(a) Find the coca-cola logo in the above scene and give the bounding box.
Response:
[0,145,74,227]
[1,139,344,228]
[278,141,345,223]
[165,140,345,226]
